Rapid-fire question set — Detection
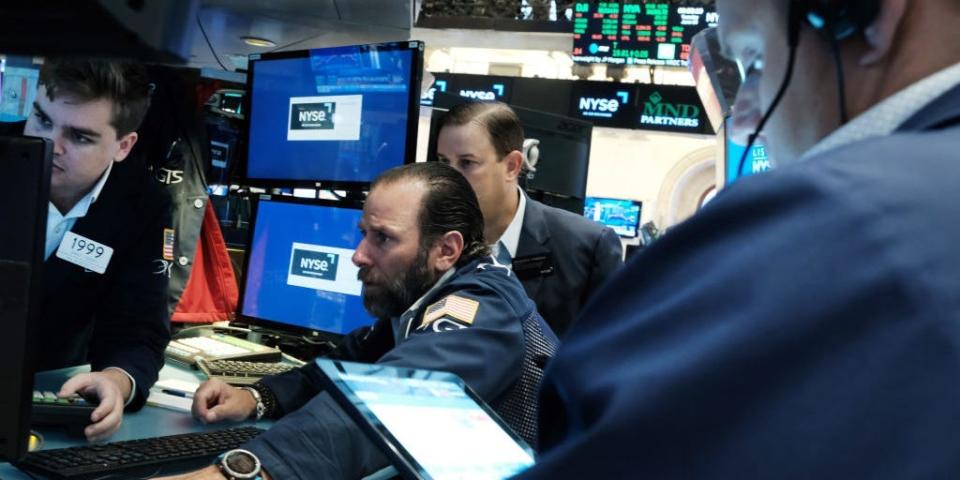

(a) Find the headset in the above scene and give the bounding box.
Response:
[522,138,540,173]
[735,0,881,178]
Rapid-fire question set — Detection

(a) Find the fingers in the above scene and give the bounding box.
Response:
[85,395,123,442]
[192,379,228,423]
[58,373,96,398]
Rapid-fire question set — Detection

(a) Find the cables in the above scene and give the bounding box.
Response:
[736,43,798,178]
[826,26,850,124]
[196,14,230,71]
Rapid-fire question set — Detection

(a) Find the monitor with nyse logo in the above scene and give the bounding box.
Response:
[237,195,373,337]
[243,41,424,188]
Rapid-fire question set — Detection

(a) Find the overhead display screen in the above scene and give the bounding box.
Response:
[572,2,718,66]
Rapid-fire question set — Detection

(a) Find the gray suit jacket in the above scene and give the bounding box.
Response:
[515,197,623,337]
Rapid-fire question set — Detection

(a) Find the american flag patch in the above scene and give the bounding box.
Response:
[421,295,480,328]
[162,228,175,260]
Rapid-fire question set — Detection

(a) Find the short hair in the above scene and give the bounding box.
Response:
[38,58,152,138]
[438,101,524,159]
[372,162,491,264]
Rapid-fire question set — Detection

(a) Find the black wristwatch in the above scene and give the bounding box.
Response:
[217,449,263,480]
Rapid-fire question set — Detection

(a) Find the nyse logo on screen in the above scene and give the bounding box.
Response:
[290,102,336,130]
[578,91,629,119]
[290,248,339,281]
[287,243,362,296]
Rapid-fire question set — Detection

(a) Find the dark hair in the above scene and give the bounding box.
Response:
[38,58,152,138]
[372,162,491,264]
[438,101,524,159]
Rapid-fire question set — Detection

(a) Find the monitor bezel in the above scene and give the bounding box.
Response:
[315,358,537,480]
[583,195,642,238]
[235,194,370,338]
[239,40,425,190]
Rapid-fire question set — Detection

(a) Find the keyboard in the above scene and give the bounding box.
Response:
[16,425,265,479]
[31,391,96,436]
[198,359,297,385]
[165,333,282,366]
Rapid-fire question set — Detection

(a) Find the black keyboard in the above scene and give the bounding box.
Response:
[16,425,265,479]
[198,359,297,385]
[31,391,96,436]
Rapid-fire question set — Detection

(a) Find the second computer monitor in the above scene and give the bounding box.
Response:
[584,197,642,238]
[243,41,424,188]
[238,195,373,336]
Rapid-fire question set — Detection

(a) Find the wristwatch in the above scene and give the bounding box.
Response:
[217,448,262,480]
[239,386,266,420]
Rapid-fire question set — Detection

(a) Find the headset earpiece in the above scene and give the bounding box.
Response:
[799,0,880,41]
[522,138,540,173]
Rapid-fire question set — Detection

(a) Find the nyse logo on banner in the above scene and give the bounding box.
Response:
[290,102,336,130]
[639,91,701,129]
[287,243,362,296]
[578,91,630,119]
[458,83,505,102]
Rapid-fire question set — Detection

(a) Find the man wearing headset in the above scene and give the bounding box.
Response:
[518,0,960,478]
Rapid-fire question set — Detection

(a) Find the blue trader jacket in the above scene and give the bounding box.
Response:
[243,254,557,479]
[518,84,960,479]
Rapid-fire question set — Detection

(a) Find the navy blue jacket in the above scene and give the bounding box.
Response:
[519,84,960,479]
[246,255,556,479]
[40,155,172,410]
[516,197,623,337]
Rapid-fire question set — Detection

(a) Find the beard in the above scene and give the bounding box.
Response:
[358,247,437,320]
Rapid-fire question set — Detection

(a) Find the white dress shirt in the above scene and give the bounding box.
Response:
[492,185,527,260]
[45,162,114,260]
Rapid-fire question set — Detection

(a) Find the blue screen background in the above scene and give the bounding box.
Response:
[247,45,415,182]
[584,197,641,237]
[241,200,373,334]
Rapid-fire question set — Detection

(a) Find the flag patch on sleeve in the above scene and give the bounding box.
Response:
[162,228,175,260]
[420,295,480,329]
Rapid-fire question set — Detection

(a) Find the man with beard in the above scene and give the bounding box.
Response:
[171,162,557,480]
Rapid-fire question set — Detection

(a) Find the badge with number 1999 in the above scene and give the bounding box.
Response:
[56,231,114,274]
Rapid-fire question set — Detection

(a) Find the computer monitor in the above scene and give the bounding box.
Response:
[242,41,424,188]
[723,117,771,184]
[425,103,593,200]
[0,135,52,461]
[584,196,642,238]
[237,195,374,338]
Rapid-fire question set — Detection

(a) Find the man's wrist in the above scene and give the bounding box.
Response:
[101,368,135,405]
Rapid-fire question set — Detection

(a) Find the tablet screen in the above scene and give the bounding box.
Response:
[315,359,536,479]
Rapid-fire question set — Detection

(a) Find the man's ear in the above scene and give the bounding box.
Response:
[431,231,465,272]
[113,131,139,163]
[503,150,524,182]
[859,0,909,66]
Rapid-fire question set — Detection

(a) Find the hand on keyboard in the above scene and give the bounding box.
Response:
[192,378,258,424]
[58,370,131,441]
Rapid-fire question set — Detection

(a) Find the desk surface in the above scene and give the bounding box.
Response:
[0,363,273,479]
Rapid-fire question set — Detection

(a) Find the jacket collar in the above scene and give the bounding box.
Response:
[896,83,960,132]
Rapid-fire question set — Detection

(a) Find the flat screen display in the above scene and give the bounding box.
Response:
[244,41,423,186]
[316,359,536,480]
[584,196,641,237]
[724,118,772,183]
[238,196,373,335]
[572,2,718,66]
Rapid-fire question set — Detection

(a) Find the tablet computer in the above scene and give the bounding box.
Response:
[314,358,536,480]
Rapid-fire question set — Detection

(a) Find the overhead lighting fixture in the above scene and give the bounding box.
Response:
[241,36,276,48]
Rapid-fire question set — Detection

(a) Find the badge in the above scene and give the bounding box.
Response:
[420,295,479,329]
[56,231,114,274]
[512,254,555,280]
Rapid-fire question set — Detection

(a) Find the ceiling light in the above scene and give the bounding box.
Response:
[241,36,276,48]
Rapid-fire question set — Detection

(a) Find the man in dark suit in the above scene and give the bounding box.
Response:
[22,59,171,441]
[436,102,623,337]
[518,0,960,478]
